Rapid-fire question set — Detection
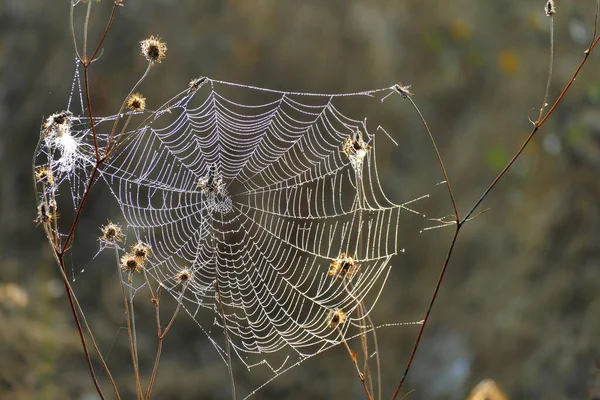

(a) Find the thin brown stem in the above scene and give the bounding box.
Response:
[216,279,237,400]
[537,15,554,123]
[393,8,600,399]
[404,95,459,222]
[82,0,93,60]
[56,254,121,400]
[114,250,144,399]
[61,164,99,254]
[105,62,153,157]
[89,2,119,62]
[146,286,184,399]
[69,1,82,62]
[59,257,106,400]
[391,225,460,400]
[338,326,374,400]
[464,33,600,223]
[145,339,163,400]
[84,67,100,161]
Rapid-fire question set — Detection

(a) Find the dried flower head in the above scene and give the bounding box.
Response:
[176,268,192,283]
[328,309,346,328]
[120,254,142,274]
[126,93,146,112]
[100,221,123,243]
[189,77,207,92]
[393,83,413,98]
[545,0,556,16]
[342,130,370,170]
[140,35,167,65]
[42,111,73,138]
[36,201,56,225]
[329,253,360,280]
[130,241,151,264]
[35,167,55,185]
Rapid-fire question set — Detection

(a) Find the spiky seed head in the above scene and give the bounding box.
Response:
[177,268,192,282]
[329,253,359,280]
[393,83,413,98]
[140,35,167,65]
[42,111,73,138]
[189,77,207,92]
[127,93,146,112]
[121,254,142,274]
[328,309,346,328]
[100,221,123,243]
[545,0,556,16]
[35,167,55,185]
[36,202,52,225]
[130,241,151,264]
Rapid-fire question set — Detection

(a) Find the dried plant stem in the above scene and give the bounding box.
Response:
[337,325,374,400]
[365,312,381,400]
[82,0,93,59]
[216,279,237,400]
[69,1,82,61]
[146,285,184,399]
[129,282,140,373]
[114,249,144,399]
[106,62,153,155]
[392,8,600,399]
[403,94,459,222]
[537,14,554,123]
[56,255,122,400]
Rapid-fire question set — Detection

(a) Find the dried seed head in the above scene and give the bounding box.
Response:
[342,130,370,170]
[189,77,207,92]
[42,111,73,138]
[393,83,413,98]
[140,35,167,65]
[130,241,151,264]
[35,167,55,185]
[329,253,360,280]
[36,201,55,225]
[121,254,142,274]
[100,221,123,243]
[328,309,346,328]
[545,0,556,16]
[126,93,146,112]
[176,268,192,282]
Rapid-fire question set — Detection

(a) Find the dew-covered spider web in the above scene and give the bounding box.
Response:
[34,71,426,398]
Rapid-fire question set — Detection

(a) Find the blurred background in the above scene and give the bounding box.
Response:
[2,0,600,399]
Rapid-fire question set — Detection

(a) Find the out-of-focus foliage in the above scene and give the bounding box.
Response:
[1,0,600,399]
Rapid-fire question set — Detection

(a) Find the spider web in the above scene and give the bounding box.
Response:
[34,72,426,397]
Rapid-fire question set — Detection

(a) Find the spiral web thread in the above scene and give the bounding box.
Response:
[34,74,425,397]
